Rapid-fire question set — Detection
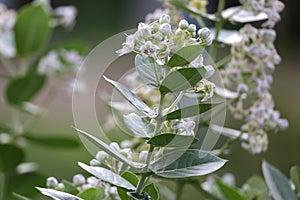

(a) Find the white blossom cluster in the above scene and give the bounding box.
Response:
[34,0,77,29]
[0,1,77,59]
[116,14,212,64]
[38,49,83,76]
[222,24,288,154]
[0,3,16,58]
[46,175,120,199]
[239,0,284,28]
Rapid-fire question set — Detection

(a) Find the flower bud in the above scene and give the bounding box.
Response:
[73,174,85,186]
[198,27,211,39]
[139,150,148,163]
[179,19,189,30]
[109,142,120,152]
[56,183,65,191]
[159,23,172,36]
[96,151,108,162]
[187,24,196,33]
[159,14,170,24]
[46,177,59,188]
[90,159,100,166]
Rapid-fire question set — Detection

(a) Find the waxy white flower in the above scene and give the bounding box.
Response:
[53,6,77,28]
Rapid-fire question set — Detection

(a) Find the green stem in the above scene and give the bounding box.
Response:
[135,93,165,195]
[0,54,16,76]
[217,132,242,157]
[195,16,206,28]
[210,0,226,60]
[165,92,184,114]
[216,54,231,69]
[153,61,160,86]
[175,179,185,200]
[0,172,5,200]
[136,173,148,194]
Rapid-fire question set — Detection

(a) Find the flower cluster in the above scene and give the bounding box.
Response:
[116,14,212,64]
[0,0,77,59]
[46,175,119,199]
[222,24,288,154]
[0,3,16,58]
[240,0,284,28]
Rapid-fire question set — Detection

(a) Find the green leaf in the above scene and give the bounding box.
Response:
[262,160,297,200]
[147,133,198,147]
[168,0,216,21]
[14,5,52,56]
[77,187,105,200]
[143,183,159,200]
[290,166,300,193]
[216,179,245,200]
[0,144,24,172]
[167,45,203,67]
[78,162,136,191]
[62,180,79,195]
[5,73,46,106]
[162,102,220,120]
[104,76,156,118]
[36,187,83,200]
[118,171,139,200]
[127,192,153,200]
[75,128,145,169]
[150,149,226,178]
[242,175,270,200]
[13,193,33,200]
[159,68,203,94]
[135,54,163,87]
[123,113,155,138]
[7,172,46,198]
[25,135,80,148]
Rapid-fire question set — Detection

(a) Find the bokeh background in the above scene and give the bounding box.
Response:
[0,0,299,197]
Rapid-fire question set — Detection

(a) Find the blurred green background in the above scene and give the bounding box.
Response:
[0,0,299,194]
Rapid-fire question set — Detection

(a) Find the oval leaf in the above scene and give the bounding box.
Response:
[117,171,139,200]
[147,133,198,147]
[262,160,297,200]
[135,54,163,87]
[123,113,155,138]
[290,166,300,193]
[36,187,82,200]
[159,68,204,94]
[77,187,105,200]
[8,172,46,198]
[62,180,79,195]
[78,162,136,191]
[25,135,80,148]
[6,73,46,106]
[162,102,220,120]
[104,76,156,118]
[143,183,159,200]
[222,6,268,23]
[150,149,227,178]
[242,175,270,200]
[14,5,52,56]
[0,144,24,172]
[75,128,145,169]
[168,0,216,21]
[216,179,245,200]
[167,45,203,67]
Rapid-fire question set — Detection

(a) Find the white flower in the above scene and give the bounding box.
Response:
[96,151,109,162]
[37,51,62,76]
[46,177,59,188]
[53,6,77,28]
[139,151,148,163]
[73,174,85,186]
[0,29,16,58]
